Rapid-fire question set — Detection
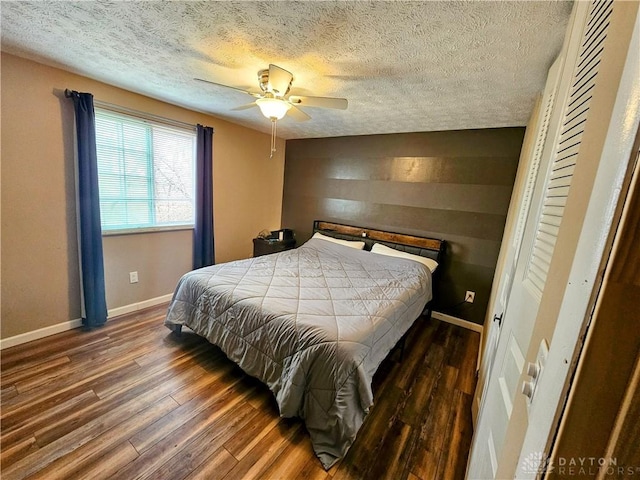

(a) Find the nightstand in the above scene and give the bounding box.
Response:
[252,237,296,257]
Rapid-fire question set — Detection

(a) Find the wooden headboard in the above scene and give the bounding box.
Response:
[313,220,445,264]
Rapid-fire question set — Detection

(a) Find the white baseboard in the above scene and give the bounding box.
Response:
[1,293,173,350]
[1,299,475,350]
[0,318,84,350]
[108,293,173,319]
[432,311,484,333]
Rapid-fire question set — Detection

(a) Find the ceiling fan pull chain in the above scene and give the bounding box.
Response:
[270,118,277,158]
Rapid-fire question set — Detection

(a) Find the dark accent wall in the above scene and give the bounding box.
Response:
[282,128,525,325]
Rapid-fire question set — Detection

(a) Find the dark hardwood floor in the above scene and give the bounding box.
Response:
[1,304,479,480]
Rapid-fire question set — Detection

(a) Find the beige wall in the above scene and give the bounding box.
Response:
[1,53,285,339]
[102,230,193,311]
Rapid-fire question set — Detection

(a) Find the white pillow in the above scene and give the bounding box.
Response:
[370,243,438,272]
[312,232,365,250]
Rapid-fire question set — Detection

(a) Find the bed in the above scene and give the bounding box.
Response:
[164,221,444,468]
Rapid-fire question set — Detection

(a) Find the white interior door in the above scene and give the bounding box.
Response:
[473,53,563,426]
[467,1,611,477]
[466,51,565,477]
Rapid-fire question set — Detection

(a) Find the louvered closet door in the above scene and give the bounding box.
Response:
[526,0,613,295]
[473,53,563,428]
[467,1,614,478]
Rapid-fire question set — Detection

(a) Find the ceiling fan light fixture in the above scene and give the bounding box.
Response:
[198,63,346,158]
[256,97,291,120]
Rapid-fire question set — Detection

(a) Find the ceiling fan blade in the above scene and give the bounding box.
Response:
[286,105,311,122]
[194,78,261,97]
[288,95,348,110]
[268,64,293,97]
[231,102,258,111]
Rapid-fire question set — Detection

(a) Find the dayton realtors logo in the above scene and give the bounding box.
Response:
[520,451,554,475]
[521,453,640,477]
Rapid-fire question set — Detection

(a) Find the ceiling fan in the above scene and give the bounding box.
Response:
[195,64,348,156]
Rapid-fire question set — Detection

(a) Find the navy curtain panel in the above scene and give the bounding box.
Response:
[193,124,215,269]
[66,89,108,328]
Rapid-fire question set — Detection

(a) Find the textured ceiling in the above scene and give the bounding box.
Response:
[1,1,572,139]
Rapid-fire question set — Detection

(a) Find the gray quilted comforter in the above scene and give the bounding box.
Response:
[164,238,432,468]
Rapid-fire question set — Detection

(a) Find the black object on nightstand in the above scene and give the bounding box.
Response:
[253,230,296,257]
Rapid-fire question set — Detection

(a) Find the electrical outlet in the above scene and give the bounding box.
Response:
[129,271,138,284]
[465,290,475,303]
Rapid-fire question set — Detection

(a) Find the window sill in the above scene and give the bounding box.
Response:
[102,225,194,237]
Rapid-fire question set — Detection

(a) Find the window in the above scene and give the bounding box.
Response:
[95,109,196,232]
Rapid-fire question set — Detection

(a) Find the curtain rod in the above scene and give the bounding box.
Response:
[65,89,197,131]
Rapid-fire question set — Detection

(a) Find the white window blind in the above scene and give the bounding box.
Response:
[95,109,196,231]
[525,0,613,295]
